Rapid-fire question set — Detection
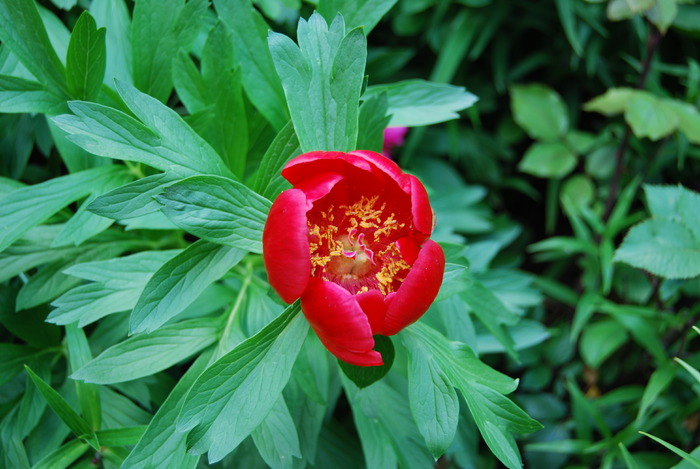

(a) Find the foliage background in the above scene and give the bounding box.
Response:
[1,0,700,468]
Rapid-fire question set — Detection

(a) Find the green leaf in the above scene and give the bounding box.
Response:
[95,426,146,446]
[24,365,100,451]
[130,241,245,333]
[636,360,677,423]
[66,11,106,101]
[251,396,302,469]
[404,333,459,459]
[666,100,700,145]
[121,352,209,469]
[625,92,679,141]
[675,357,700,386]
[518,141,578,178]
[89,0,132,85]
[177,303,308,463]
[73,318,221,384]
[640,431,700,467]
[269,13,366,152]
[579,319,628,368]
[157,175,271,254]
[318,0,398,34]
[644,184,700,240]
[614,218,700,279]
[338,335,395,388]
[0,343,43,385]
[511,83,569,141]
[357,92,390,153]
[65,324,101,430]
[0,75,65,114]
[583,87,637,116]
[215,0,289,130]
[607,0,655,20]
[645,0,678,33]
[0,0,69,97]
[88,172,181,220]
[131,0,207,103]
[0,165,125,253]
[251,121,301,200]
[31,439,89,469]
[363,79,478,127]
[52,81,233,178]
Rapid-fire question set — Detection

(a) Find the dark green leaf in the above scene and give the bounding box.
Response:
[177,302,308,463]
[65,324,101,430]
[318,0,398,35]
[88,172,181,220]
[66,11,106,101]
[338,335,395,388]
[130,241,245,333]
[251,121,301,200]
[31,439,89,469]
[0,75,65,114]
[357,92,390,153]
[251,396,302,469]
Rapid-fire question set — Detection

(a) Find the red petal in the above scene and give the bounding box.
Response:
[356,289,387,334]
[383,240,445,335]
[348,150,404,181]
[396,236,420,265]
[301,278,383,366]
[282,151,375,186]
[408,175,433,238]
[295,171,344,202]
[263,189,311,303]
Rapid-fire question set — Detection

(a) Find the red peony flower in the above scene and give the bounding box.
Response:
[263,150,445,366]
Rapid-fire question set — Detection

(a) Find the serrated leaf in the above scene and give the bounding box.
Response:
[0,165,125,253]
[73,318,221,384]
[177,302,308,463]
[88,172,181,220]
[24,366,99,451]
[130,241,245,334]
[518,141,577,178]
[511,84,568,141]
[157,175,271,254]
[614,218,700,279]
[363,79,477,127]
[66,11,106,101]
[269,13,366,152]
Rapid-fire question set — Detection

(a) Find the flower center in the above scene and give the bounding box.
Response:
[307,195,411,295]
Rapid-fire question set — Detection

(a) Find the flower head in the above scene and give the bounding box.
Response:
[263,150,445,366]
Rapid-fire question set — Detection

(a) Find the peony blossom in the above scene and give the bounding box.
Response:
[263,150,445,366]
[382,126,408,157]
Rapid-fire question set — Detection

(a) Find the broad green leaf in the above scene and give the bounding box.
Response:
[607,0,655,20]
[251,121,301,200]
[0,0,69,96]
[87,172,181,220]
[318,0,398,34]
[614,218,700,279]
[251,396,302,469]
[90,0,132,85]
[645,0,678,33]
[31,439,89,469]
[269,13,366,152]
[121,352,209,469]
[65,11,106,101]
[579,319,628,368]
[95,426,146,446]
[363,79,478,127]
[644,184,700,240]
[666,100,700,145]
[130,241,245,333]
[518,141,577,178]
[476,319,550,354]
[0,75,65,114]
[65,324,101,430]
[215,0,289,130]
[73,317,221,384]
[156,175,271,254]
[53,82,233,178]
[343,377,434,469]
[24,366,99,451]
[0,165,125,253]
[404,332,459,459]
[177,302,308,463]
[625,92,679,141]
[583,87,637,115]
[511,84,569,141]
[47,283,139,327]
[131,0,207,103]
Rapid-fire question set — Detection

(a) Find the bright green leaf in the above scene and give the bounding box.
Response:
[519,141,578,178]
[511,84,569,141]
